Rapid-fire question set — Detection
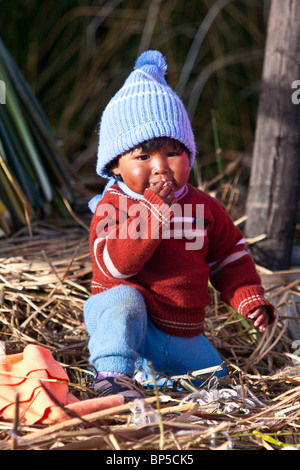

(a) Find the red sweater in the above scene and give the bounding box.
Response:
[89,184,275,337]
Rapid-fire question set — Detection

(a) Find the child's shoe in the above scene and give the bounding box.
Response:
[93,375,144,401]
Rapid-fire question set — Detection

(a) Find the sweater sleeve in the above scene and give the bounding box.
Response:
[90,188,171,280]
[206,197,276,324]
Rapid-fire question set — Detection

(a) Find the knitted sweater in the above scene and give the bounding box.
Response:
[89,183,275,337]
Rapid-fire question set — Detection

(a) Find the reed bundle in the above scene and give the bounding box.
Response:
[0,218,299,451]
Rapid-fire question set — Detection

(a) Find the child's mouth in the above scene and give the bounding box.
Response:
[149,178,175,188]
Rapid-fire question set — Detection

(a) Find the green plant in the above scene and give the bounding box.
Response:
[0,38,75,236]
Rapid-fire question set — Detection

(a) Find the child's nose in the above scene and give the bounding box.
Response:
[153,154,170,174]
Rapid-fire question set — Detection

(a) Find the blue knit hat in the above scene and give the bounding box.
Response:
[96,50,196,178]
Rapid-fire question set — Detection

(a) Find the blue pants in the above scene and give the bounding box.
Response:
[83,286,228,385]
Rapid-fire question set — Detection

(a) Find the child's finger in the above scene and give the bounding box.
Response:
[149,180,165,192]
[161,185,176,204]
[148,180,177,206]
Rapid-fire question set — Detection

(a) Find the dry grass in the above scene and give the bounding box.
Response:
[0,213,300,450]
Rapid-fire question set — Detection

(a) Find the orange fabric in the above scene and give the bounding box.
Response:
[0,344,123,425]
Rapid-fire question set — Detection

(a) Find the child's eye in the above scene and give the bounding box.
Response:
[167,152,181,157]
[137,154,150,161]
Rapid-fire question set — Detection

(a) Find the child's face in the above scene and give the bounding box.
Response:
[111,142,190,195]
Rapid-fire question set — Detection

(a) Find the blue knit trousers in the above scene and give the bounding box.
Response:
[83,285,228,385]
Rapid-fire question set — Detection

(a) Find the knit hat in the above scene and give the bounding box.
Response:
[96,50,196,178]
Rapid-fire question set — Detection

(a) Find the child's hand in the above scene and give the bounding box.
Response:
[149,179,177,206]
[246,306,270,331]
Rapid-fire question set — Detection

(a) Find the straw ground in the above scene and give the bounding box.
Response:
[0,210,300,450]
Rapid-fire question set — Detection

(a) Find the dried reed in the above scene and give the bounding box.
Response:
[0,215,300,450]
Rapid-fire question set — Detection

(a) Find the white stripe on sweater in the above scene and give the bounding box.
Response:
[94,237,135,279]
[209,238,247,277]
[209,251,248,277]
[238,295,265,315]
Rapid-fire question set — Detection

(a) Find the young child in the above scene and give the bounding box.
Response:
[84,50,276,400]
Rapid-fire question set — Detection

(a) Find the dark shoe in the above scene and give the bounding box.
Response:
[93,375,144,400]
